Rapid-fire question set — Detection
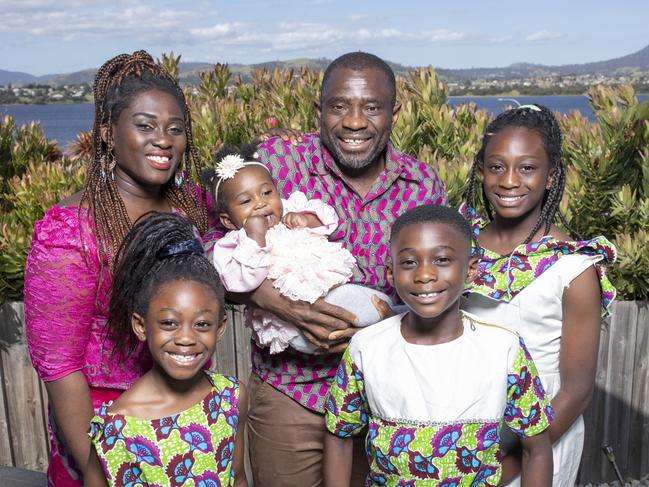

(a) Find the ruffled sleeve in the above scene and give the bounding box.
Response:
[24,206,104,382]
[460,203,617,317]
[282,191,340,236]
[212,228,271,292]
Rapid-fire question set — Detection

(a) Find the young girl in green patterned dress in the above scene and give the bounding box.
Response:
[84,212,248,487]
[461,104,616,486]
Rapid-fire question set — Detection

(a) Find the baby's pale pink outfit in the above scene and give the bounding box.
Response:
[213,192,356,353]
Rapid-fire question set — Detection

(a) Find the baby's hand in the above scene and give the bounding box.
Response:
[244,215,270,246]
[282,212,310,229]
[282,212,323,229]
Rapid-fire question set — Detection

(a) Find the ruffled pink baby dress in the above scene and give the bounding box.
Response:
[214,192,390,354]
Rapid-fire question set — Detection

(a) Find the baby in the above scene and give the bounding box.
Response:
[206,146,395,354]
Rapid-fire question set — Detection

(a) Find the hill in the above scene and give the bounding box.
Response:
[0,69,37,85]
[2,44,648,86]
[439,44,649,80]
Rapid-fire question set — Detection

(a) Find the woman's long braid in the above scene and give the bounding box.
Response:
[80,50,208,273]
[463,104,572,244]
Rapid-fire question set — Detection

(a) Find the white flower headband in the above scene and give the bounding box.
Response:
[213,153,270,199]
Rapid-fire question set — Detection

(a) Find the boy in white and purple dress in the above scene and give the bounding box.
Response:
[324,204,554,486]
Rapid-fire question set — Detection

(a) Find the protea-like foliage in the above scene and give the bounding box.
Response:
[0,54,647,302]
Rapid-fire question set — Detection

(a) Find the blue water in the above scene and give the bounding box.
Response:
[0,103,93,149]
[1,94,647,148]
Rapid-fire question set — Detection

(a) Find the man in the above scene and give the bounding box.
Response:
[247,51,447,486]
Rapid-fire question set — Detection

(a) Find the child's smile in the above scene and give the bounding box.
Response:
[389,221,477,343]
[481,126,553,222]
[134,279,226,383]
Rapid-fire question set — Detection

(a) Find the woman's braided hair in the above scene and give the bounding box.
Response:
[80,50,208,270]
[107,212,224,359]
[463,104,573,243]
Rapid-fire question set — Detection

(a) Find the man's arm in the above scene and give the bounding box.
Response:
[323,432,353,486]
[519,431,553,486]
[228,279,358,352]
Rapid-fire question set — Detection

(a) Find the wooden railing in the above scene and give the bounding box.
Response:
[0,301,647,483]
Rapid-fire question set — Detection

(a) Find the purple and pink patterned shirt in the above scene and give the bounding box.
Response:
[249,133,447,412]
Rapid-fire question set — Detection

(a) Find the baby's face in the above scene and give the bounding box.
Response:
[219,165,283,230]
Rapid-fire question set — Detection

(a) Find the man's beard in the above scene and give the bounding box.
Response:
[322,130,390,176]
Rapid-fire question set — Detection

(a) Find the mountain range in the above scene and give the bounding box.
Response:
[1,44,648,86]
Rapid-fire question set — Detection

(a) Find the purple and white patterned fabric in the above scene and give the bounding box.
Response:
[242,133,448,412]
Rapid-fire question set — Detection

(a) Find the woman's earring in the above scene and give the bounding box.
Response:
[174,170,185,188]
[108,159,116,181]
[100,156,107,183]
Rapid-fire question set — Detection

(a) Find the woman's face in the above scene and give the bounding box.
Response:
[110,88,186,190]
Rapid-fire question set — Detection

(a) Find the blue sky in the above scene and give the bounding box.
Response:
[1,0,647,75]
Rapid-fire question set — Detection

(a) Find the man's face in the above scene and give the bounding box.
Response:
[318,67,400,174]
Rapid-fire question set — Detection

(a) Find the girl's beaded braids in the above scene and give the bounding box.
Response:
[107,212,224,359]
[80,50,208,272]
[463,104,573,243]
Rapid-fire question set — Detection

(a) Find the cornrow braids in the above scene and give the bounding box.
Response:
[463,104,572,244]
[107,212,224,360]
[80,50,208,273]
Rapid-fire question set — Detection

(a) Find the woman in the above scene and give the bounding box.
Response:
[24,50,211,486]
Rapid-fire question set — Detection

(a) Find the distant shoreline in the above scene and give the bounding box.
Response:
[3,92,647,105]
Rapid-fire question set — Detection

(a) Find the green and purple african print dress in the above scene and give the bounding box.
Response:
[460,205,617,487]
[325,313,553,486]
[89,372,239,487]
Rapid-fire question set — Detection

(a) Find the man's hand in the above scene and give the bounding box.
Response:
[371,294,395,320]
[326,295,394,353]
[243,215,270,246]
[255,127,303,146]
[250,280,358,352]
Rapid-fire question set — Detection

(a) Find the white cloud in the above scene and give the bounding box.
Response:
[487,35,513,44]
[0,1,467,57]
[422,29,465,42]
[525,30,562,42]
[191,22,345,51]
[349,27,466,44]
[190,22,242,39]
[0,4,198,42]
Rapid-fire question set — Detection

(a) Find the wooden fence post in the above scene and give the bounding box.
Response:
[0,301,49,472]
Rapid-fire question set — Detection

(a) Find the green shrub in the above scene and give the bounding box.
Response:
[1,56,647,302]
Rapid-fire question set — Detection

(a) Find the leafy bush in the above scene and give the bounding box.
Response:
[1,56,647,302]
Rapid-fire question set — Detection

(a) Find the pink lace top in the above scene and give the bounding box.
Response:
[24,205,152,389]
